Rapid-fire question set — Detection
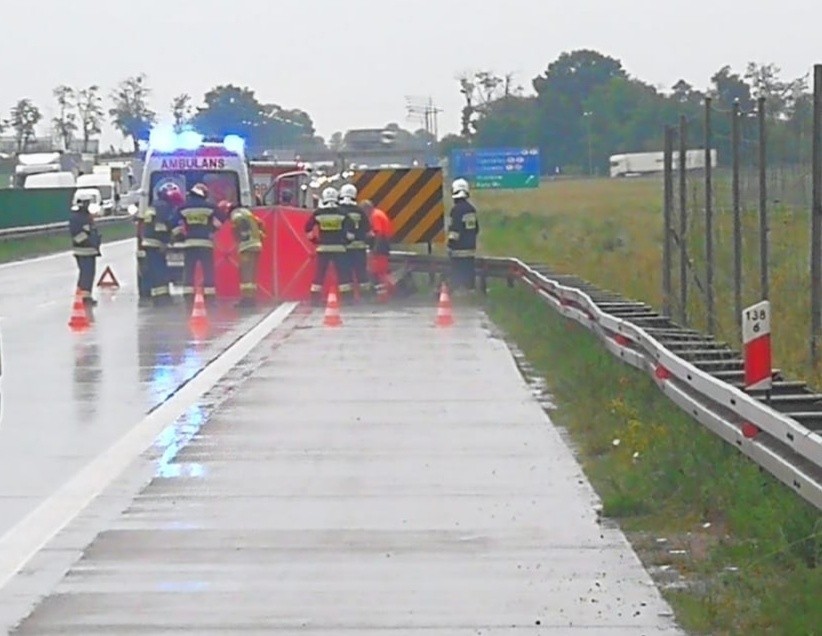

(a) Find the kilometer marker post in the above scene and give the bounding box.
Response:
[742,300,772,399]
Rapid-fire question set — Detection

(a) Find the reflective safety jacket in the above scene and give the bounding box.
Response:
[231,207,265,253]
[447,198,479,256]
[304,205,354,253]
[139,201,174,249]
[339,203,370,250]
[172,196,221,248]
[369,207,393,256]
[69,210,101,257]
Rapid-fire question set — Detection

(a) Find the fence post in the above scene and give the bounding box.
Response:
[758,96,769,301]
[732,100,743,343]
[705,98,715,334]
[811,65,822,367]
[663,126,674,316]
[679,115,688,326]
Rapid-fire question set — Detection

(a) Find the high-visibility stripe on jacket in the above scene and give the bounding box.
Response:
[173,197,221,248]
[69,211,100,257]
[340,203,370,250]
[305,206,354,253]
[139,202,174,249]
[447,198,479,253]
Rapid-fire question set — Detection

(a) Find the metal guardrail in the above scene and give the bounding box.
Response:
[0,215,132,240]
[391,251,822,511]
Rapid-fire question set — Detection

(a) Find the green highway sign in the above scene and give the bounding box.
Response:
[471,173,539,190]
[451,147,541,190]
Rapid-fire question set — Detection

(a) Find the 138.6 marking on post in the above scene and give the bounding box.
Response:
[742,300,772,391]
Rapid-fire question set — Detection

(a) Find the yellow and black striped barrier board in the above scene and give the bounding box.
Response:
[351,167,445,244]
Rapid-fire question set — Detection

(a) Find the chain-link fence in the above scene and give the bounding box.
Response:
[663,70,822,380]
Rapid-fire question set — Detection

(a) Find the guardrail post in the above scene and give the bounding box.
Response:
[427,241,435,286]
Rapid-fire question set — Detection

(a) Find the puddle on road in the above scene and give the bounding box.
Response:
[153,404,207,479]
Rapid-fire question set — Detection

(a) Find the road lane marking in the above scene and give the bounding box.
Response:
[0,239,131,271]
[0,301,298,591]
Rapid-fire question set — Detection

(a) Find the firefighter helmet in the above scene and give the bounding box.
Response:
[158,182,184,206]
[339,183,357,205]
[452,178,470,199]
[320,186,339,208]
[190,183,209,199]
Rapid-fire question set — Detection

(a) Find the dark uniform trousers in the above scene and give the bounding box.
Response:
[312,251,352,302]
[451,255,476,290]
[146,248,170,299]
[137,251,151,299]
[183,247,216,298]
[75,256,97,297]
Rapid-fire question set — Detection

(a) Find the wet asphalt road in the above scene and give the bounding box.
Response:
[9,307,682,634]
[0,241,271,537]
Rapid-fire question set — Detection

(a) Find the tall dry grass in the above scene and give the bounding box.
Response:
[474,176,817,385]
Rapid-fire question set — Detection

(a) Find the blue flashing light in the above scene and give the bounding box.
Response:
[148,126,177,153]
[222,134,245,154]
[178,130,204,150]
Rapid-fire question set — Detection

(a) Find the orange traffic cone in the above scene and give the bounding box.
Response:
[68,289,91,331]
[323,288,343,327]
[189,287,209,330]
[435,283,454,327]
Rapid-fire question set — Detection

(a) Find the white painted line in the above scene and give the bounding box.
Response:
[0,239,132,271]
[0,301,298,591]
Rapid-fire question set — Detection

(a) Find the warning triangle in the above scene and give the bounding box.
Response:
[96,265,120,289]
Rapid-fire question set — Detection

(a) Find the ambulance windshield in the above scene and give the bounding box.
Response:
[148,171,240,206]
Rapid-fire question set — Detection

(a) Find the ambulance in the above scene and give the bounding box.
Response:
[134,129,254,288]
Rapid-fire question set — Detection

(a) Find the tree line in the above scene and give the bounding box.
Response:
[3,75,325,155]
[440,50,813,174]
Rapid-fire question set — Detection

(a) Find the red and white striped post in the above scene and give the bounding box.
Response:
[742,300,772,391]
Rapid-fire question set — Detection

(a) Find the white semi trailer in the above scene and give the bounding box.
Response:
[609,149,717,177]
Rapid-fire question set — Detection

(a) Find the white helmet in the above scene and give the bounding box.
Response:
[320,186,339,208]
[452,178,470,199]
[339,183,358,205]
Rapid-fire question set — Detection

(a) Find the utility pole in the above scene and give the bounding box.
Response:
[705,98,715,334]
[811,65,822,366]
[405,96,443,140]
[583,111,593,175]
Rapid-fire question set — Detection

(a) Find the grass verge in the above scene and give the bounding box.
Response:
[0,219,134,264]
[485,283,821,635]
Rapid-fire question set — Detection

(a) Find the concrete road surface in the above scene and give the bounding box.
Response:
[5,305,682,634]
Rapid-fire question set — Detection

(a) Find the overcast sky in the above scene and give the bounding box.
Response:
[1,0,819,149]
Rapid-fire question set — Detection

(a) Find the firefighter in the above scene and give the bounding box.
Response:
[69,195,102,306]
[447,178,480,292]
[361,199,394,300]
[339,183,371,300]
[224,200,265,308]
[172,183,221,304]
[141,183,182,306]
[305,186,354,306]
